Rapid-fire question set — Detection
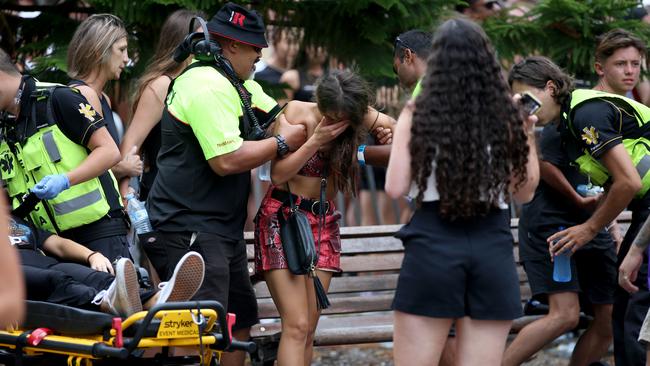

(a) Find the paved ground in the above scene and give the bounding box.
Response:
[307,333,615,366]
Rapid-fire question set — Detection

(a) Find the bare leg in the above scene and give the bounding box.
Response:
[439,335,457,366]
[264,269,312,366]
[393,311,453,366]
[502,292,580,366]
[570,303,613,366]
[397,196,413,224]
[456,317,511,366]
[220,328,250,366]
[359,190,378,226]
[304,270,333,366]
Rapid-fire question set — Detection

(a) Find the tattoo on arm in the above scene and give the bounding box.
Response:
[632,214,650,250]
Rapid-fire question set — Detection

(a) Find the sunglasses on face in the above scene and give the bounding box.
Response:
[394,36,413,53]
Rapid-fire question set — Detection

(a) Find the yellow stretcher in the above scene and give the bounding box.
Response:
[0,300,255,365]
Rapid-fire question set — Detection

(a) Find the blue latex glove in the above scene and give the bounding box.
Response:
[32,174,70,199]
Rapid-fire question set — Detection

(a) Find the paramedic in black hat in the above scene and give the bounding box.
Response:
[145,3,306,365]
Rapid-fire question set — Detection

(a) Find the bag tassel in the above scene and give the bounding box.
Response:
[310,268,330,310]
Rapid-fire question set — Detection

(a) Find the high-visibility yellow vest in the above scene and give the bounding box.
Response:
[564,89,650,198]
[0,82,117,232]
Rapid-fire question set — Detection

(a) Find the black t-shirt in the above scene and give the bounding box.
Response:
[9,215,56,268]
[568,98,643,160]
[254,65,283,86]
[15,78,124,237]
[519,124,614,261]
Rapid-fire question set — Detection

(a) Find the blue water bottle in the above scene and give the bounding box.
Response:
[553,226,572,282]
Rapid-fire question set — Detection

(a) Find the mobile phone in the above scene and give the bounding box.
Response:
[520,91,542,115]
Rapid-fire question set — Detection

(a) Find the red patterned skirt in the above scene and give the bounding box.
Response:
[254,186,342,273]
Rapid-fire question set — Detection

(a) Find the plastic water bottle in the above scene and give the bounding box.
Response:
[553,226,571,282]
[126,193,153,234]
[576,184,604,197]
[257,161,271,182]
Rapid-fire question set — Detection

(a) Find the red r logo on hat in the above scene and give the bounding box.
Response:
[230,11,246,26]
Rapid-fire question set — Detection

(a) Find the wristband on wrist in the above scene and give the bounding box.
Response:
[274,134,289,158]
[86,251,99,264]
[357,144,367,168]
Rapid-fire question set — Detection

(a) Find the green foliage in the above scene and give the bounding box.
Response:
[2,0,454,90]
[250,0,457,80]
[483,0,650,82]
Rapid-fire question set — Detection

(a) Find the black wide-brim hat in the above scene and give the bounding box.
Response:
[207,2,268,48]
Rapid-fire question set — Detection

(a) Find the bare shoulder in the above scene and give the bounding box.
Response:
[144,75,173,103]
[284,100,319,126]
[149,75,173,94]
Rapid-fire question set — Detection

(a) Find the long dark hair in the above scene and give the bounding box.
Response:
[315,70,370,195]
[131,9,205,115]
[411,18,529,220]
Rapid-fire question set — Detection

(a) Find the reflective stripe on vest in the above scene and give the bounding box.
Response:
[566,89,650,198]
[42,130,61,162]
[52,188,103,215]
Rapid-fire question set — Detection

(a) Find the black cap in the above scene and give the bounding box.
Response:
[207,2,268,48]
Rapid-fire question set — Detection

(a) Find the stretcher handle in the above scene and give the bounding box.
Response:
[12,191,40,219]
[220,336,257,353]
[123,300,230,352]
[92,343,129,359]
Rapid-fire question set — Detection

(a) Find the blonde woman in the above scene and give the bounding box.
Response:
[67,14,142,181]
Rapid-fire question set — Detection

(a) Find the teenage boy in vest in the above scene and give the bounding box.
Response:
[0,48,130,263]
[504,29,646,365]
[510,55,650,366]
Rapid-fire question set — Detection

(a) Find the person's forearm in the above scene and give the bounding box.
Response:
[59,239,94,264]
[365,145,391,167]
[511,132,539,204]
[67,145,120,186]
[584,181,635,235]
[118,178,130,200]
[110,160,129,179]
[271,137,320,185]
[540,161,583,205]
[210,139,277,176]
[631,214,650,251]
[44,236,93,264]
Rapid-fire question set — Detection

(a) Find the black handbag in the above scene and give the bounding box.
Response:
[277,193,317,275]
[277,170,331,310]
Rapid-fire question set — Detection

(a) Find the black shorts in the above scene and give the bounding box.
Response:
[142,231,258,331]
[84,235,131,263]
[523,246,617,305]
[392,202,522,320]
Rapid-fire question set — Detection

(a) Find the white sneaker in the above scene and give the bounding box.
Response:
[156,251,205,304]
[96,258,142,317]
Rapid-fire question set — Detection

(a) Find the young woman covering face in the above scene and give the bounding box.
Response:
[254,69,395,366]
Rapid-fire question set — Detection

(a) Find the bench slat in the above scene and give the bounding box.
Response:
[254,274,401,299]
[340,253,404,272]
[258,293,395,319]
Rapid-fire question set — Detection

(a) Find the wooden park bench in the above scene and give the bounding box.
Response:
[245,211,632,366]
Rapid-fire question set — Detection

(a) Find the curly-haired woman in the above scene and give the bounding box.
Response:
[254,69,394,366]
[386,18,539,365]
